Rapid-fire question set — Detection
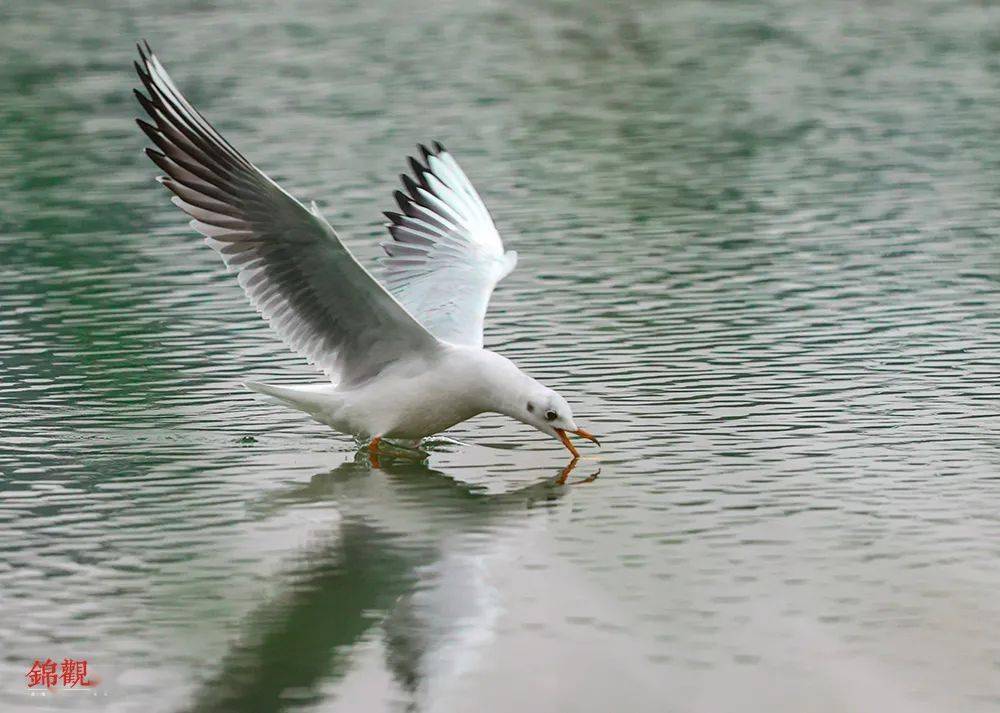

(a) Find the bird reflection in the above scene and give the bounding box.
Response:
[179,453,597,713]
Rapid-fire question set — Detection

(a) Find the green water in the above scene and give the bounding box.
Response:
[2,1,999,711]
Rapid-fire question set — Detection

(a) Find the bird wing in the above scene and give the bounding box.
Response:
[380,144,517,348]
[134,43,440,386]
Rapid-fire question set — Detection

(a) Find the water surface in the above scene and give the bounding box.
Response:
[2,1,999,711]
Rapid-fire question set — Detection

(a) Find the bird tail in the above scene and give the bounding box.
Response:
[244,381,340,420]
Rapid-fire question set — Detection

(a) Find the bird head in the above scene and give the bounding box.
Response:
[478,350,600,458]
[517,383,600,458]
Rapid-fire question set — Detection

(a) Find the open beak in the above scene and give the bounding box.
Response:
[555,428,601,458]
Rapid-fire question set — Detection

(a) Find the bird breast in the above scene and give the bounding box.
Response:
[348,346,494,440]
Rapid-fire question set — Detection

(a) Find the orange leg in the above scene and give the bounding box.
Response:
[368,436,382,468]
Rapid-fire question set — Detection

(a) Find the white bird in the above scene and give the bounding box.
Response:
[133,42,598,460]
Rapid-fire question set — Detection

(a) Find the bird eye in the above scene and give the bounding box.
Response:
[545,410,557,422]
[527,403,534,413]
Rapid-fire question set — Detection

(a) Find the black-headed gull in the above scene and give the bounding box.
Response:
[133,42,598,460]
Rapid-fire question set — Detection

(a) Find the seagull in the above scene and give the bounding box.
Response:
[133,42,599,461]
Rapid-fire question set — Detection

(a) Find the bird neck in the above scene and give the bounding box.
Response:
[474,349,540,420]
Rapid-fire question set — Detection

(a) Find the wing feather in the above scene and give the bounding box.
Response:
[134,43,439,385]
[380,144,516,348]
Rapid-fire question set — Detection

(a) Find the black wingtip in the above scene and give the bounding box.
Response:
[407,156,430,188]
[134,55,154,88]
[417,143,433,163]
[135,118,162,145]
[401,174,420,197]
[393,189,410,211]
[133,88,159,124]
[432,141,446,154]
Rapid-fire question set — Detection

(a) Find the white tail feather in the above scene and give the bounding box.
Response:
[244,381,341,421]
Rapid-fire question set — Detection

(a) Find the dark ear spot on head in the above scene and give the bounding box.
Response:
[545,409,557,422]
[527,402,534,413]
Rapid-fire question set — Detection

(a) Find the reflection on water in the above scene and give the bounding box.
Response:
[184,456,584,713]
[2,0,1000,711]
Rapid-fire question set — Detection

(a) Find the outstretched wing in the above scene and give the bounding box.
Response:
[381,144,517,348]
[134,43,439,386]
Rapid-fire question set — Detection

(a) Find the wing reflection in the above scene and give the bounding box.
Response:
[180,452,597,712]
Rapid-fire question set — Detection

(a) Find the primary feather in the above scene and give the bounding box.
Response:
[133,42,439,386]
[381,144,517,348]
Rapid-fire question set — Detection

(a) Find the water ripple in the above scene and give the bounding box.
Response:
[2,1,1000,711]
